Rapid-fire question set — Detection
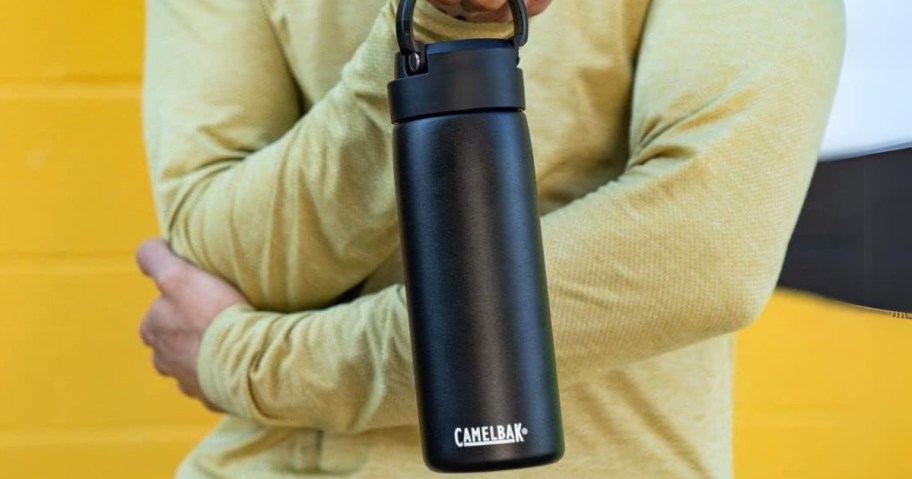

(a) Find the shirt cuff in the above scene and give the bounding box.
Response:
[197,302,255,415]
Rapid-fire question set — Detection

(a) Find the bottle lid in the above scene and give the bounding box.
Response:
[388,39,526,123]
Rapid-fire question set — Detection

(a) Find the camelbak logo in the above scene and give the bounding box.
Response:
[454,423,528,448]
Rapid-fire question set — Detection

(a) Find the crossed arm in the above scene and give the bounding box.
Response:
[141,0,845,433]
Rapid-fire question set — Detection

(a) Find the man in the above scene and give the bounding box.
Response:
[139,0,845,477]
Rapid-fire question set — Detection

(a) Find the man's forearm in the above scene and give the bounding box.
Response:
[145,0,515,313]
[147,0,399,312]
[195,0,845,433]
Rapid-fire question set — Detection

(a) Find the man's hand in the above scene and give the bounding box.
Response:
[429,0,553,23]
[136,238,247,411]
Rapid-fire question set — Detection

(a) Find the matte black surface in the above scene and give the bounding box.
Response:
[394,111,563,472]
[779,147,912,312]
[390,5,563,470]
[388,40,526,123]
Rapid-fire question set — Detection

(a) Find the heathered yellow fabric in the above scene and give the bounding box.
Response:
[142,0,844,477]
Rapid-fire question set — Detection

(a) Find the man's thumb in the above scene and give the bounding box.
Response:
[136,238,186,289]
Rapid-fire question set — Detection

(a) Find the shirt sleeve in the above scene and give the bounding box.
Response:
[198,0,845,432]
[142,0,510,311]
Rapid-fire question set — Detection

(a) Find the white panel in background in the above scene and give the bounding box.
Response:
[818,0,912,161]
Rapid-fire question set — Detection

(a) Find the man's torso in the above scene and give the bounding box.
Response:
[179,1,735,477]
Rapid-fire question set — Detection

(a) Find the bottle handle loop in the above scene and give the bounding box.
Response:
[396,0,529,74]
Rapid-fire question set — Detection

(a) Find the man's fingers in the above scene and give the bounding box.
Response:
[485,0,552,20]
[468,0,507,12]
[177,380,196,397]
[139,297,172,346]
[152,351,171,376]
[139,320,155,347]
[525,0,552,16]
[136,238,188,292]
[435,0,553,24]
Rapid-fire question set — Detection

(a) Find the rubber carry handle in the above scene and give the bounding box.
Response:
[396,0,529,73]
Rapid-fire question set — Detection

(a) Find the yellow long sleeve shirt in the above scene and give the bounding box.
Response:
[142,0,844,477]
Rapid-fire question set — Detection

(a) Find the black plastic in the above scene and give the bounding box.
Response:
[395,0,528,73]
[388,39,525,123]
[389,0,564,473]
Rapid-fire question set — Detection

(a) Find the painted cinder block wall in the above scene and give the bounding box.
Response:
[0,2,909,477]
[0,2,218,478]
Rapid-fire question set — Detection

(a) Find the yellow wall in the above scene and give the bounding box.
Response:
[0,2,909,478]
[0,2,219,477]
[735,292,912,479]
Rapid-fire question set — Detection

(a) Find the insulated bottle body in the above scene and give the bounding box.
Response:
[388,0,563,471]
[393,111,563,472]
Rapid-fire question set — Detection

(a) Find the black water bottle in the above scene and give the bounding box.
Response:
[388,0,563,472]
